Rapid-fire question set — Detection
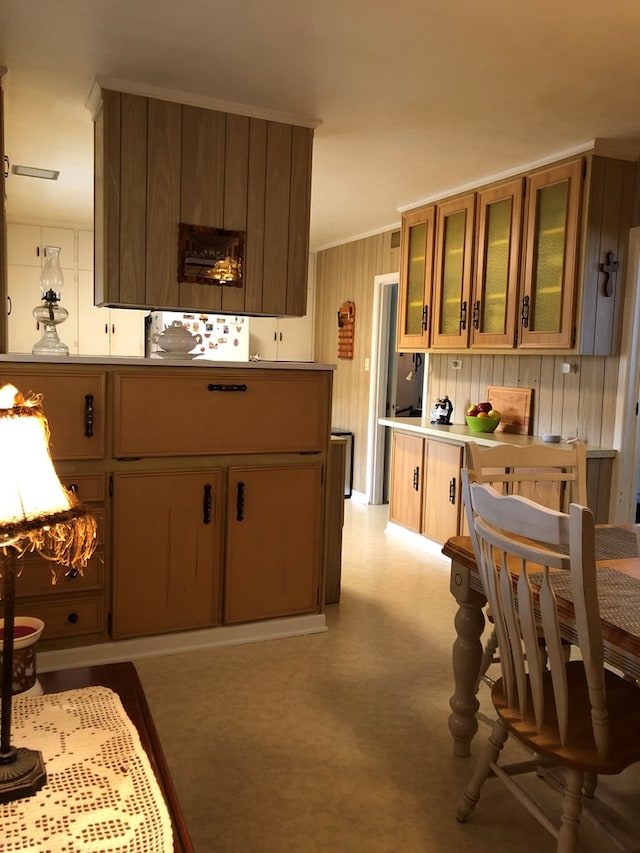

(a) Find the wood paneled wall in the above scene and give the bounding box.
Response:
[314,230,620,500]
[314,232,400,493]
[428,353,618,451]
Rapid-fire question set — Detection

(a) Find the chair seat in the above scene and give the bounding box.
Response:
[493,661,640,775]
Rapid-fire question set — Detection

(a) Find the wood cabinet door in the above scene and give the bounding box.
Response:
[0,368,106,459]
[422,440,462,544]
[224,464,323,623]
[431,194,476,349]
[519,159,583,349]
[114,369,331,457]
[397,205,435,351]
[388,431,424,533]
[112,469,222,638]
[470,179,524,349]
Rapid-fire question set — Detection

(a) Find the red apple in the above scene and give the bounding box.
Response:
[478,401,492,413]
[467,405,479,416]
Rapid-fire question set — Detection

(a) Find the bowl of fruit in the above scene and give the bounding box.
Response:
[465,402,501,433]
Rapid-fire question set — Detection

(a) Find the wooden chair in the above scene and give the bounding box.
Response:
[456,477,640,852]
[464,441,588,686]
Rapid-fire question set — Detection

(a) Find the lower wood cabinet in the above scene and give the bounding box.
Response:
[111,469,223,639]
[388,431,462,545]
[224,463,324,623]
[389,432,424,533]
[421,440,463,544]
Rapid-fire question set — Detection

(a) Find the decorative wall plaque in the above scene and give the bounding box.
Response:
[178,223,244,287]
[337,301,355,359]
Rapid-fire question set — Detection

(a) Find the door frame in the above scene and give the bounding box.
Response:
[365,273,399,504]
[612,226,640,523]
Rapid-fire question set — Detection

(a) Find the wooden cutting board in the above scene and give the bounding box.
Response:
[487,386,534,435]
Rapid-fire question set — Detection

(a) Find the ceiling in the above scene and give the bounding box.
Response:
[3,0,640,251]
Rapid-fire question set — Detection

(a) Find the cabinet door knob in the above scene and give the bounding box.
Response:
[84,393,94,438]
[236,481,245,521]
[65,567,80,579]
[203,483,212,524]
[67,612,79,624]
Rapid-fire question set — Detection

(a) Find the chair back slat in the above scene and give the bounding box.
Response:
[465,441,588,517]
[465,476,610,757]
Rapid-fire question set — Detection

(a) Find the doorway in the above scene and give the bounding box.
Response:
[365,273,426,505]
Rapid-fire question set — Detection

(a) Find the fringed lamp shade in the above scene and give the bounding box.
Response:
[0,384,96,572]
[0,383,97,804]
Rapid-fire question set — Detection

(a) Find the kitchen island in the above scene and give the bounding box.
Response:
[0,355,337,669]
[379,416,616,544]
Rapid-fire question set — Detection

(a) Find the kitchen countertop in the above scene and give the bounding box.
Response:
[0,354,335,371]
[378,416,616,458]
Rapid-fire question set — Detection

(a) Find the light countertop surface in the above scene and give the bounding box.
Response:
[378,417,616,458]
[0,354,335,371]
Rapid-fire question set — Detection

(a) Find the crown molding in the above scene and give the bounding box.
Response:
[86,76,321,128]
[397,140,600,213]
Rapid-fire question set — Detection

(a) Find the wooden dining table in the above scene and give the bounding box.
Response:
[442,527,640,758]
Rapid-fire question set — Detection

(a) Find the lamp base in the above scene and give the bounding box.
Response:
[0,746,47,803]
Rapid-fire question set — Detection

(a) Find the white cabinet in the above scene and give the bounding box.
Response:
[77,231,146,357]
[7,225,78,354]
[249,272,314,362]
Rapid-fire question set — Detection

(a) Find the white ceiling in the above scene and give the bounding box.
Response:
[3,0,640,251]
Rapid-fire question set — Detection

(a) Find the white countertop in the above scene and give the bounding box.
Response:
[378,417,616,458]
[0,354,335,371]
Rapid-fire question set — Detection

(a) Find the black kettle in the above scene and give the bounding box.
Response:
[431,395,453,425]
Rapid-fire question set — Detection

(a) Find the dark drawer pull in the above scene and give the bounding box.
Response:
[207,383,247,393]
[65,568,80,579]
[421,304,428,332]
[67,612,79,624]
[412,466,420,491]
[449,477,456,505]
[203,483,212,524]
[68,483,79,494]
[84,393,94,437]
[236,481,245,521]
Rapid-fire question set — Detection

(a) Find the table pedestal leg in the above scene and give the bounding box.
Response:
[449,559,486,757]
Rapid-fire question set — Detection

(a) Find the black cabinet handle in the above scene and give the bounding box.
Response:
[203,483,212,524]
[413,466,420,491]
[7,295,11,316]
[421,304,429,332]
[472,300,481,330]
[459,301,467,331]
[207,383,247,393]
[65,568,80,579]
[67,612,79,624]
[68,483,79,494]
[449,477,456,505]
[84,393,94,437]
[521,295,530,328]
[236,481,245,521]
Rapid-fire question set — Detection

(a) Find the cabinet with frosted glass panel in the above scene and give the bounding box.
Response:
[430,194,476,349]
[403,153,639,355]
[397,205,435,351]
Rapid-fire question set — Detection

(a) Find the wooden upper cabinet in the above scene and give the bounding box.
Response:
[519,159,583,349]
[397,205,435,351]
[470,179,524,349]
[94,89,313,317]
[431,193,476,349]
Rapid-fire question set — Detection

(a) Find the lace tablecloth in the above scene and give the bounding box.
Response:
[0,686,174,853]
